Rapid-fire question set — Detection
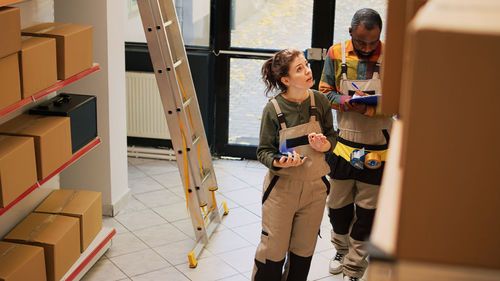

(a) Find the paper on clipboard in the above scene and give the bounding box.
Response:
[349,94,381,105]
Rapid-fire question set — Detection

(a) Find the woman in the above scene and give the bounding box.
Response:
[252,49,336,281]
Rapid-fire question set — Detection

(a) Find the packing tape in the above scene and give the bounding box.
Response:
[0,243,19,261]
[54,190,78,213]
[25,23,71,35]
[364,152,382,169]
[27,214,57,242]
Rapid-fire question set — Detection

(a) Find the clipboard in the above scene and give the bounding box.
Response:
[349,94,381,105]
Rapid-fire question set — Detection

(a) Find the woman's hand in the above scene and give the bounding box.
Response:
[273,151,307,168]
[308,133,331,152]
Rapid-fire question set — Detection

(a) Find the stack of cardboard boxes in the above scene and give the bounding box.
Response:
[0,3,101,281]
[0,5,96,207]
[1,190,102,281]
[370,0,500,279]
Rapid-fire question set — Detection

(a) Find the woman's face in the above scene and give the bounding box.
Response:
[281,54,313,90]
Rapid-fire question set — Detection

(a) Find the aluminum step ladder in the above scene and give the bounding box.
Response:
[137,0,229,268]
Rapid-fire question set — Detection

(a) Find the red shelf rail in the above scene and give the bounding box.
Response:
[0,63,100,119]
[0,137,101,216]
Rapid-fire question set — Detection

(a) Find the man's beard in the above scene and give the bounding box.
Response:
[353,44,376,60]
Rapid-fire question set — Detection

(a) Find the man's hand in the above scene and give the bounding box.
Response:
[345,90,367,114]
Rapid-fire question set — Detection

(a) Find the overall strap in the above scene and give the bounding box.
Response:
[373,46,384,78]
[308,90,317,122]
[270,97,287,130]
[341,41,348,80]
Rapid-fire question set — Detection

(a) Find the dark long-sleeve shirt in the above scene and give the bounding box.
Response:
[257,90,336,169]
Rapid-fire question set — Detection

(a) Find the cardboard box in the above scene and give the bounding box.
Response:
[0,114,72,179]
[0,53,21,110]
[19,36,57,98]
[380,0,428,115]
[0,7,21,58]
[371,1,500,270]
[22,22,93,80]
[368,259,500,281]
[0,241,46,281]
[0,135,37,208]
[35,189,102,252]
[4,213,80,281]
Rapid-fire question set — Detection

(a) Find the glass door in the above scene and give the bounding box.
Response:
[213,0,335,159]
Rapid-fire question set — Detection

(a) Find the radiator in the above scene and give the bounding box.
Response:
[126,71,170,139]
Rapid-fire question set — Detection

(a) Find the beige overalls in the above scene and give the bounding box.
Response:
[252,92,330,281]
[326,42,393,278]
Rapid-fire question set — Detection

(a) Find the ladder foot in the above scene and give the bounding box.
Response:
[222,201,229,215]
[188,251,198,268]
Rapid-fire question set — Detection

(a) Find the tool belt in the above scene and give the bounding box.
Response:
[333,137,388,170]
[328,134,389,185]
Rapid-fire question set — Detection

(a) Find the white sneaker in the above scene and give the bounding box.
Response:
[343,275,359,281]
[329,252,344,274]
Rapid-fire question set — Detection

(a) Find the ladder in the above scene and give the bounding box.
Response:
[137,0,228,268]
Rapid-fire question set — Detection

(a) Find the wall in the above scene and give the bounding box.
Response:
[54,0,129,216]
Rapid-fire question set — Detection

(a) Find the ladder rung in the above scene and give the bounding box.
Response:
[164,20,173,27]
[183,97,192,108]
[173,59,183,68]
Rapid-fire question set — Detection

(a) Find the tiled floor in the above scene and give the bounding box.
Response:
[82,157,348,281]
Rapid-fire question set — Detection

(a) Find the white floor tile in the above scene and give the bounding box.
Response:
[134,223,190,248]
[171,218,197,240]
[222,188,262,206]
[218,274,250,281]
[243,203,262,218]
[115,196,149,216]
[152,201,190,222]
[81,257,127,281]
[103,217,129,234]
[106,232,149,258]
[175,255,238,281]
[110,248,171,277]
[128,176,164,195]
[133,189,184,208]
[153,239,199,266]
[150,170,184,188]
[217,246,257,274]
[128,165,148,180]
[204,229,251,255]
[232,222,261,246]
[221,207,261,228]
[115,209,167,231]
[214,170,252,193]
[131,266,189,281]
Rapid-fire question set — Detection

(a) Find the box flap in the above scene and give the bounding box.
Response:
[22,22,92,37]
[0,114,70,137]
[21,36,56,52]
[4,213,79,246]
[35,190,101,216]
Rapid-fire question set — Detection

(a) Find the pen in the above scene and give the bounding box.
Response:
[351,82,360,91]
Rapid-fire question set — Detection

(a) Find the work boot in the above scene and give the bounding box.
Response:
[329,252,344,274]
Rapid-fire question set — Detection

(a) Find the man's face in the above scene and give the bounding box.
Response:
[349,23,381,59]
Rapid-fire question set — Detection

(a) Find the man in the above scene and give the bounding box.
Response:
[318,8,393,281]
